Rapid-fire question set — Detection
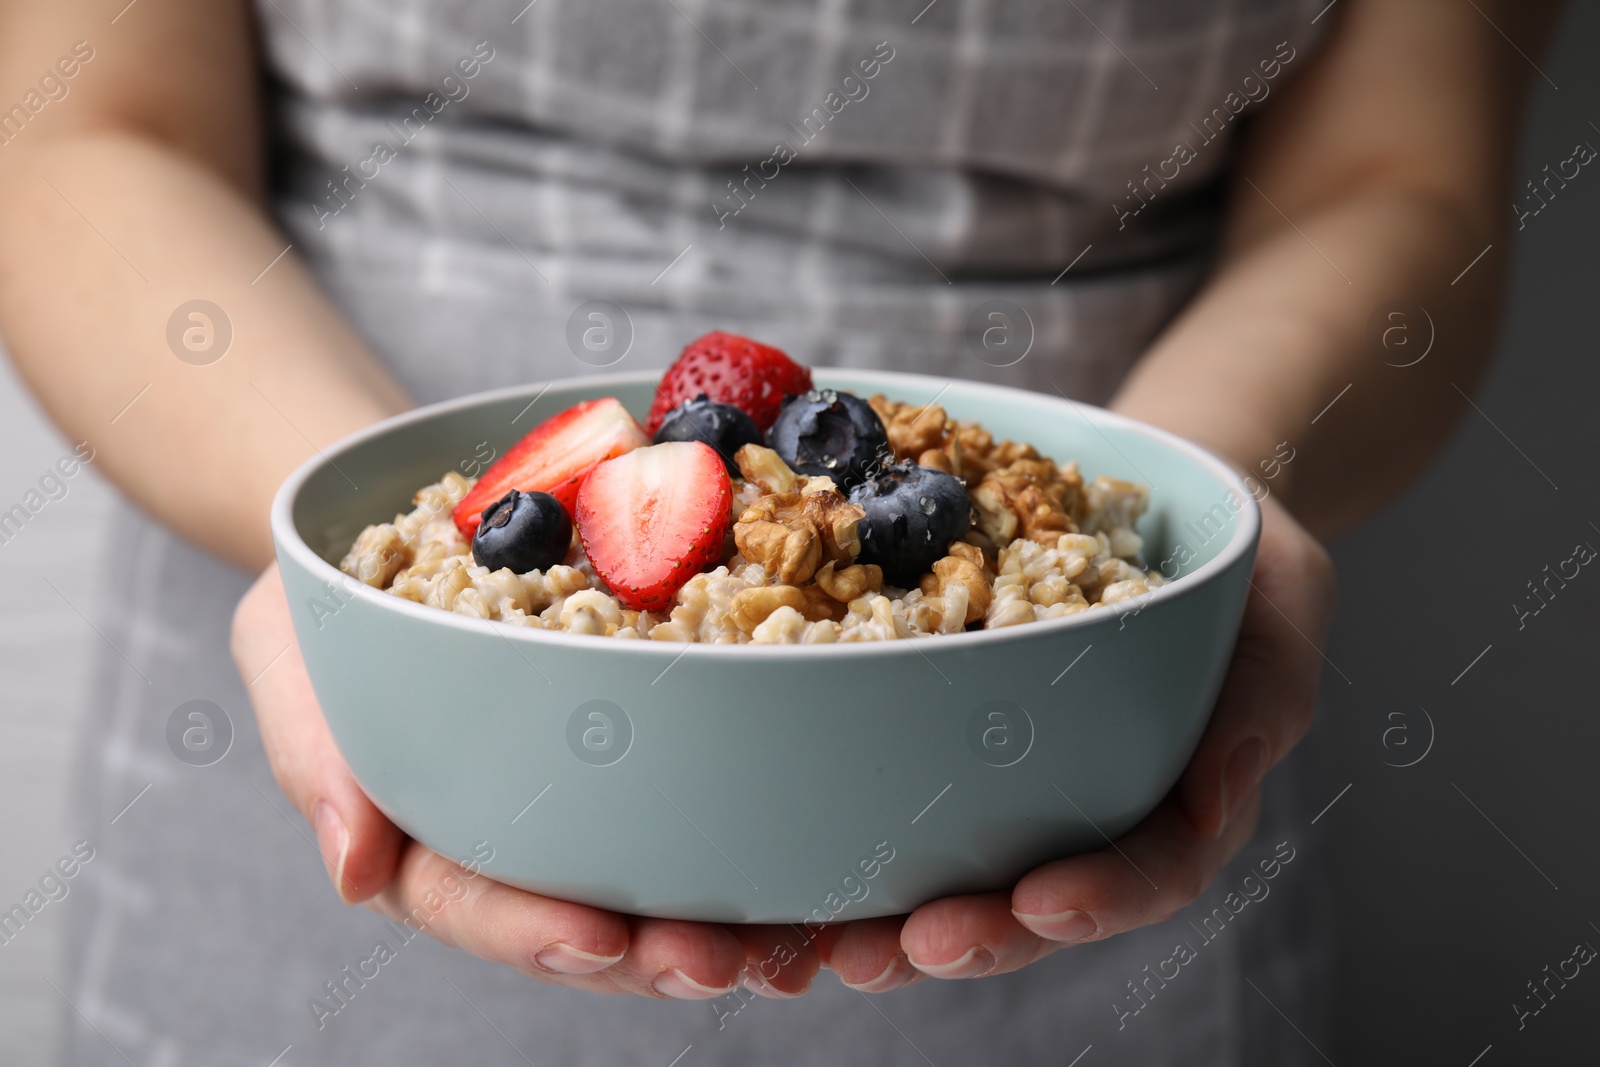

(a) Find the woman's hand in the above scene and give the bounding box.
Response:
[818,493,1336,991]
[231,564,822,1000]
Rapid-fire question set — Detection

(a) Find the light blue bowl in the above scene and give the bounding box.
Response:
[271,370,1259,924]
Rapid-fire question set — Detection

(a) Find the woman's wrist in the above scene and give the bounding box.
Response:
[1107,393,1304,521]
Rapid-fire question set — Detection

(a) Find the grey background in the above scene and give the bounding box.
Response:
[1318,4,1600,1063]
[0,5,1595,1064]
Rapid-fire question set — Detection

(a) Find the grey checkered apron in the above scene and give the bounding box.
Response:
[60,2,1338,1063]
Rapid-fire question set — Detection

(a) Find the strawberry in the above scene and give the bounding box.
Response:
[452,397,649,537]
[645,331,812,434]
[575,442,733,612]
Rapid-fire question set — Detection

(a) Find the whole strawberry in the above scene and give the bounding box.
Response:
[645,331,812,434]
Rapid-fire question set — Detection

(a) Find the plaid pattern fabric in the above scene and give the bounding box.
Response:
[57,3,1340,1065]
[255,0,1327,404]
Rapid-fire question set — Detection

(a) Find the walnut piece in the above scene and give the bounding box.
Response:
[868,395,1088,525]
[972,459,1082,545]
[917,542,993,625]
[815,560,884,602]
[734,444,800,495]
[734,488,864,585]
[953,425,1049,484]
[725,583,845,629]
[797,582,849,622]
[728,586,808,632]
[870,394,949,456]
[869,394,965,475]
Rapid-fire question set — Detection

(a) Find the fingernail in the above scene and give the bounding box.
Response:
[651,968,737,1000]
[841,952,916,993]
[741,967,807,1000]
[533,942,625,975]
[1012,908,1097,944]
[312,801,351,903]
[1218,737,1269,837]
[907,945,996,979]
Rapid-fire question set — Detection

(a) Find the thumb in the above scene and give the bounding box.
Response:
[1177,496,1337,839]
[232,564,403,903]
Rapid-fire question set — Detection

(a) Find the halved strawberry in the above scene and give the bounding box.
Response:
[575,442,733,612]
[645,331,812,434]
[452,397,649,537]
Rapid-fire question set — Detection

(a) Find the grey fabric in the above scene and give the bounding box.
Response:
[59,0,1338,1063]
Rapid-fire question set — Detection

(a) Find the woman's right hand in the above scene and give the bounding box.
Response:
[231,564,821,999]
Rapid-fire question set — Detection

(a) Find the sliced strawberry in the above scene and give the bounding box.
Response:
[575,442,733,612]
[452,397,649,537]
[645,331,812,434]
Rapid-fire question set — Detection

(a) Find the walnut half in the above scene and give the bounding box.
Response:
[728,586,808,632]
[729,584,845,630]
[734,488,864,585]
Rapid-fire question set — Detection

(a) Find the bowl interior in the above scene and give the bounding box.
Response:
[289,370,1251,591]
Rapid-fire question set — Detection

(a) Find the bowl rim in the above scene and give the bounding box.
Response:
[271,368,1262,661]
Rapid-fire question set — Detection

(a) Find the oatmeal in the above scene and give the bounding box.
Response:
[339,398,1164,644]
[340,332,1166,642]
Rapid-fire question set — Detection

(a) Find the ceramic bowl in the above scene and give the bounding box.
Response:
[271,369,1259,923]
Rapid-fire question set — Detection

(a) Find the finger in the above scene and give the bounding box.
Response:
[233,565,401,903]
[806,921,850,964]
[1011,788,1262,946]
[728,924,824,999]
[819,916,927,993]
[607,917,753,999]
[900,891,1053,979]
[369,842,631,984]
[1180,497,1336,839]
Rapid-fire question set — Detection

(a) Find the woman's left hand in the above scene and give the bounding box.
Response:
[814,492,1337,992]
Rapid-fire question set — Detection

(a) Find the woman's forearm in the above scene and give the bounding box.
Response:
[1111,184,1496,539]
[0,131,411,572]
[1110,0,1561,540]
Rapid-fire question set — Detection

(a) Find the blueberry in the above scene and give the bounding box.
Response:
[848,461,974,587]
[471,490,572,573]
[652,394,761,472]
[766,389,889,490]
